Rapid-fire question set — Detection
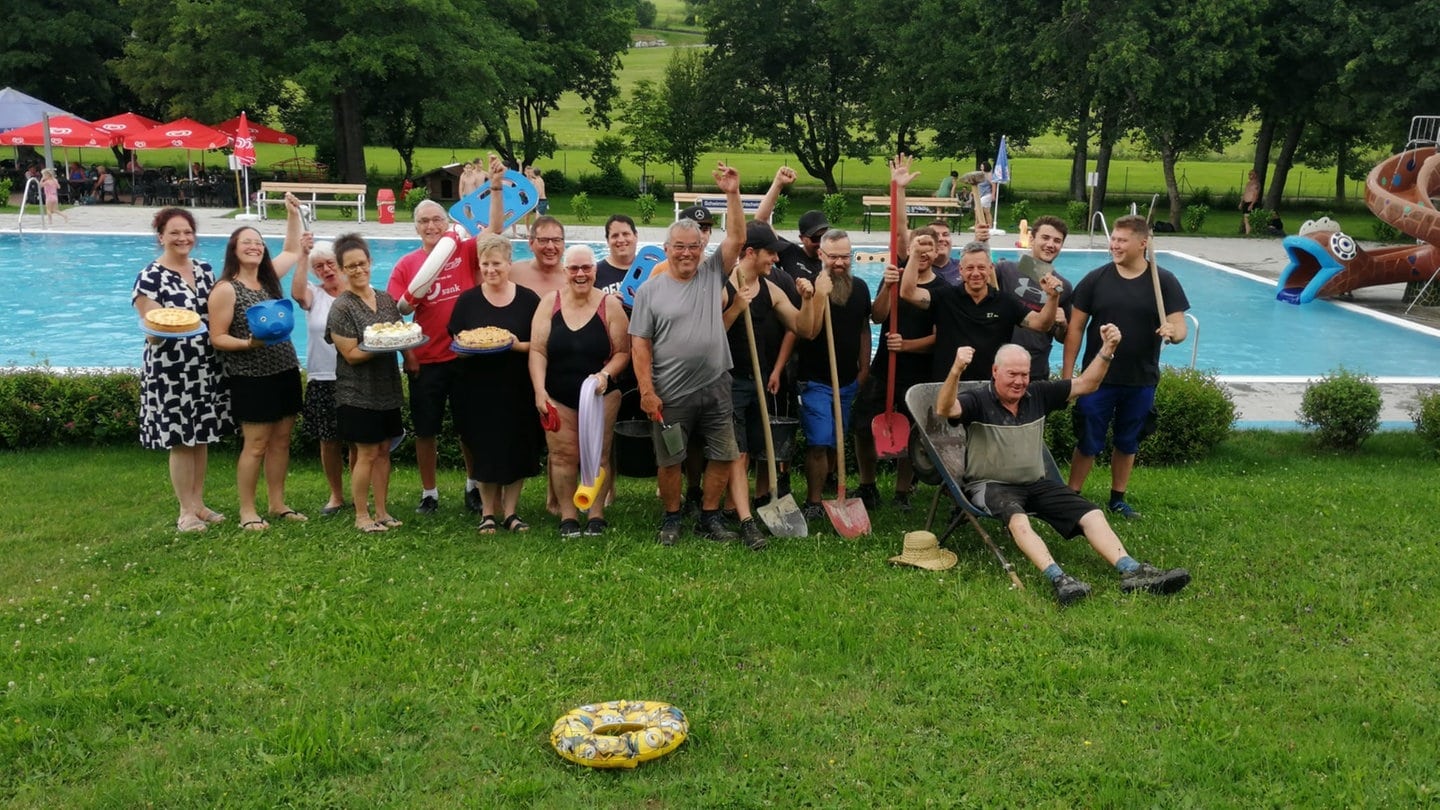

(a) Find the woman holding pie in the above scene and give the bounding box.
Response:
[324,233,407,533]
[207,196,308,531]
[528,244,630,537]
[448,233,543,533]
[131,207,231,533]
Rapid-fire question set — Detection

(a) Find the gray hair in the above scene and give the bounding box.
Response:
[309,240,336,265]
[666,218,703,244]
[819,228,851,249]
[961,241,990,257]
[564,244,597,265]
[994,343,1030,367]
[413,199,446,221]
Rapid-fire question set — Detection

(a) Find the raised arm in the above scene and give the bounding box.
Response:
[714,162,744,268]
[1020,274,1061,334]
[1068,324,1121,399]
[484,154,506,236]
[890,154,920,257]
[898,238,931,310]
[936,346,976,419]
[754,165,796,224]
[1060,305,1091,380]
[272,192,306,277]
[290,233,315,310]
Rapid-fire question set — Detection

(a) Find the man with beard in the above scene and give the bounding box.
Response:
[794,229,871,521]
[1061,215,1189,520]
[594,214,638,296]
[936,336,1191,607]
[900,240,1060,383]
[991,215,1074,378]
[632,163,807,548]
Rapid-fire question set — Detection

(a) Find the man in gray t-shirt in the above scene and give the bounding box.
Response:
[629,163,766,548]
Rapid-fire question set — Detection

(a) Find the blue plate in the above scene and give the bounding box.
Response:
[140,323,207,339]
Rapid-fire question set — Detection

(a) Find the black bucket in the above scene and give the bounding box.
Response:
[754,417,800,462]
[614,420,657,478]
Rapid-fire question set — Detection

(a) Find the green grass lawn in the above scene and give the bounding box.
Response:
[3,433,1437,806]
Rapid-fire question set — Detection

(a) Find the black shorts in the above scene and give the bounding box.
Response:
[407,359,464,437]
[965,478,1099,539]
[337,405,404,445]
[230,367,302,424]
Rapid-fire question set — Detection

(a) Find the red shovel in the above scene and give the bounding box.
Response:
[871,180,910,459]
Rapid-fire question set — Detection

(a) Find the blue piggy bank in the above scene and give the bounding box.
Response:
[245,299,294,344]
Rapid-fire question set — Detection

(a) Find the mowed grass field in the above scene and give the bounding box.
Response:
[3,433,1438,805]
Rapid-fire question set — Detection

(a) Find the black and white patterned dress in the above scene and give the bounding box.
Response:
[131,259,233,449]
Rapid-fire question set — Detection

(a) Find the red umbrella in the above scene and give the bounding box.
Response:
[0,116,116,148]
[124,117,231,151]
[90,112,161,140]
[215,115,296,146]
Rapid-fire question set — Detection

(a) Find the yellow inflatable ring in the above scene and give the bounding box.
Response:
[550,700,688,769]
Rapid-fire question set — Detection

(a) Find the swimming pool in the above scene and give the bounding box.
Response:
[4,232,1439,376]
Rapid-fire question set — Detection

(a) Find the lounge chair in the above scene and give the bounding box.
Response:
[904,381,1068,590]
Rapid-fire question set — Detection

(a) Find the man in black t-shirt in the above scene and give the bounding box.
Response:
[795,229,871,520]
[936,333,1190,607]
[900,239,1060,382]
[991,215,1074,379]
[594,214,638,296]
[1061,215,1190,520]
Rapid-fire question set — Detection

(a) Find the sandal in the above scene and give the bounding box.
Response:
[477,515,499,534]
[358,521,388,534]
[200,509,226,524]
[241,519,269,532]
[377,516,404,528]
[271,509,309,522]
[502,514,530,533]
[177,516,208,533]
[558,518,582,539]
[584,517,608,537]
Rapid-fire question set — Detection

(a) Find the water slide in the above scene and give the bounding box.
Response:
[1275,146,1440,303]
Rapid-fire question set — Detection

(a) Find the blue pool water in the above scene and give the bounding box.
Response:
[3,232,1439,375]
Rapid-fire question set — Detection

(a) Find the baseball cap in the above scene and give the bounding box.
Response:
[744,221,786,253]
[678,205,714,226]
[798,210,830,238]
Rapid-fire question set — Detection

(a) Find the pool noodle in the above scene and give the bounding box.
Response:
[574,376,605,509]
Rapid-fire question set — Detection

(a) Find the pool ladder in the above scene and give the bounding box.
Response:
[16,177,46,232]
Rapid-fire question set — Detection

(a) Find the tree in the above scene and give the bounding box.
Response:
[0,0,141,120]
[705,0,876,192]
[618,80,670,190]
[658,49,718,191]
[477,0,634,168]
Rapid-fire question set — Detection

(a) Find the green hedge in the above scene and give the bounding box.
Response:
[0,371,143,449]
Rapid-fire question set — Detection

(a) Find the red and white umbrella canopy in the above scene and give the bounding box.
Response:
[124,117,231,150]
[90,112,161,140]
[232,112,256,167]
[215,115,296,146]
[0,116,116,148]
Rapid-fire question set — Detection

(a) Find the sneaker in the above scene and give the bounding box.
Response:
[415,495,439,515]
[1053,573,1093,607]
[1120,563,1191,596]
[465,488,483,514]
[892,490,912,511]
[801,501,826,522]
[855,483,880,510]
[558,518,583,539]
[583,517,608,537]
[720,508,740,525]
[1108,500,1142,520]
[698,512,737,542]
[738,518,768,551]
[657,514,684,546]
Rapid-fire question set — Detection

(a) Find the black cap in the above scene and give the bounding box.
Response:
[744,221,786,253]
[798,210,830,238]
[678,205,714,226]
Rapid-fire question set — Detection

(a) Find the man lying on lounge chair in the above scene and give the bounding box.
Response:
[935,327,1191,607]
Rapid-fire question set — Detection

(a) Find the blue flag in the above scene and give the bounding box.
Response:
[992,136,1011,185]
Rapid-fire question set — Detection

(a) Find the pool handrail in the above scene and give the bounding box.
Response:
[1184,312,1200,369]
[17,176,44,232]
[1087,211,1110,247]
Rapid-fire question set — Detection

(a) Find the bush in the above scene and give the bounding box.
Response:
[635,0,657,27]
[1298,368,1382,450]
[821,193,849,229]
[1064,200,1089,231]
[1009,199,1032,228]
[589,135,627,178]
[1183,204,1210,233]
[1248,207,1272,235]
[571,192,593,223]
[1410,389,1440,457]
[577,172,637,197]
[635,192,657,224]
[1373,219,1401,242]
[772,194,790,224]
[1188,186,1213,207]
[542,169,573,194]
[0,371,143,450]
[1138,367,1236,465]
[1217,190,1241,211]
[401,187,428,211]
[0,178,12,208]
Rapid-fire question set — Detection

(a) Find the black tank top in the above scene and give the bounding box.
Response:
[725,277,776,380]
[544,294,612,409]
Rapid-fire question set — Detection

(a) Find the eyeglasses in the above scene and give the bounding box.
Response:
[343,261,370,271]
[534,236,565,246]
[312,259,338,268]
[565,263,595,272]
[669,242,704,253]
[818,250,852,264]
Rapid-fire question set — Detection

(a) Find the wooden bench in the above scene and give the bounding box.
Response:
[258,182,368,223]
[671,192,768,229]
[861,195,971,232]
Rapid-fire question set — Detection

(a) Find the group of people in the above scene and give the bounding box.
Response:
[133,155,1191,605]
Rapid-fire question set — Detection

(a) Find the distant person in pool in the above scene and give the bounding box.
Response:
[1061,214,1189,520]
[290,237,348,516]
[132,207,230,533]
[207,195,309,531]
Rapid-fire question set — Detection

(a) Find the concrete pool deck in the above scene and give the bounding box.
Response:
[8,202,1438,426]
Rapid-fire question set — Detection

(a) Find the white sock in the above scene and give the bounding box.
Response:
[422,488,439,499]
[466,479,480,492]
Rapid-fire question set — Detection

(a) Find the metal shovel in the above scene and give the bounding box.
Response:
[743,305,807,537]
